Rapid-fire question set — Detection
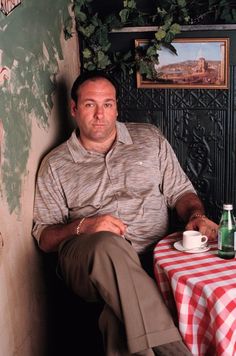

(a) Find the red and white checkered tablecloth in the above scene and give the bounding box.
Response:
[153,232,236,356]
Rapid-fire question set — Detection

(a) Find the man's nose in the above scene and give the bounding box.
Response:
[95,105,104,118]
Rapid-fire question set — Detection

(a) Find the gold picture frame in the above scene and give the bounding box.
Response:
[135,38,229,89]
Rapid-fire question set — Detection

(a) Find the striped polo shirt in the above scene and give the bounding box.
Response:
[33,122,195,253]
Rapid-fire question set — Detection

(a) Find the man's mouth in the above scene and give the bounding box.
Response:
[93,123,106,127]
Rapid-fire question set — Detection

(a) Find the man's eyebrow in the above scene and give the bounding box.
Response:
[104,98,116,102]
[82,98,116,102]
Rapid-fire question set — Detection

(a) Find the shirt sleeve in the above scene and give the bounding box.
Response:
[32,157,69,243]
[158,135,196,208]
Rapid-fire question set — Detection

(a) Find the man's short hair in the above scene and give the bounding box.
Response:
[71,70,119,103]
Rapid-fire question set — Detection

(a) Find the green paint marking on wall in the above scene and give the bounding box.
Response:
[0,0,72,213]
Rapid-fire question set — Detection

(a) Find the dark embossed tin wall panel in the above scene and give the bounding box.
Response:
[114,56,235,222]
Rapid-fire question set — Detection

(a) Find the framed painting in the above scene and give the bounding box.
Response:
[135,38,229,89]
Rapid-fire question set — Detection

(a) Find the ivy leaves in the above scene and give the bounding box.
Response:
[119,0,136,23]
[67,0,236,78]
[68,0,186,76]
[71,1,106,69]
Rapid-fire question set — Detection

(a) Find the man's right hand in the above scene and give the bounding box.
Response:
[80,214,127,237]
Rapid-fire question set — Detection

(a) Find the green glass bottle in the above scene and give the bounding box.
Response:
[218,204,236,259]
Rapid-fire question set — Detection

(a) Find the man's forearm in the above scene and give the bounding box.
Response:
[39,219,80,253]
[175,192,205,223]
[38,213,126,253]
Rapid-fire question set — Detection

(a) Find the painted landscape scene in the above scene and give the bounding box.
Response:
[137,39,229,89]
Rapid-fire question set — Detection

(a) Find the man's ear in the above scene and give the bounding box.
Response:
[71,100,77,118]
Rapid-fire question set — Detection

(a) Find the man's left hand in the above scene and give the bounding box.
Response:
[185,216,218,241]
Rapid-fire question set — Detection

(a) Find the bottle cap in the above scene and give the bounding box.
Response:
[223,204,233,210]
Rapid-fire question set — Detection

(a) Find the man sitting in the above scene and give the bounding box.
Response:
[32,71,218,356]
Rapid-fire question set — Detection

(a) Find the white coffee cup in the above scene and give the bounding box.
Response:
[182,230,208,250]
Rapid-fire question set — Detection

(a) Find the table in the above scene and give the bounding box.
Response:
[153,232,236,356]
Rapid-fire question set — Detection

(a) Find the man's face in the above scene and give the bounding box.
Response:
[71,78,118,145]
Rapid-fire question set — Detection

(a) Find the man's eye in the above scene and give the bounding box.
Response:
[85,103,94,108]
[104,103,112,108]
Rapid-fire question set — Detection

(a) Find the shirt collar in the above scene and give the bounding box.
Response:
[67,121,133,163]
[116,121,133,144]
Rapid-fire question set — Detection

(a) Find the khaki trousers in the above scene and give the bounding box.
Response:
[58,232,181,356]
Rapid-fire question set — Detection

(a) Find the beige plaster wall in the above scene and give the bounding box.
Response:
[0,4,80,355]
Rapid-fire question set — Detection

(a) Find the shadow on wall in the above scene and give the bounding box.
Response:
[54,79,75,147]
[33,79,76,175]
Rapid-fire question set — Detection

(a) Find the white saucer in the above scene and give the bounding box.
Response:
[174,241,210,254]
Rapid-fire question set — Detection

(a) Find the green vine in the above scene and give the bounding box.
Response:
[65,0,236,78]
[0,0,71,213]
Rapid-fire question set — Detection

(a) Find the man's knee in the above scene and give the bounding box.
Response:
[90,231,126,253]
[89,232,138,263]
[59,231,130,264]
